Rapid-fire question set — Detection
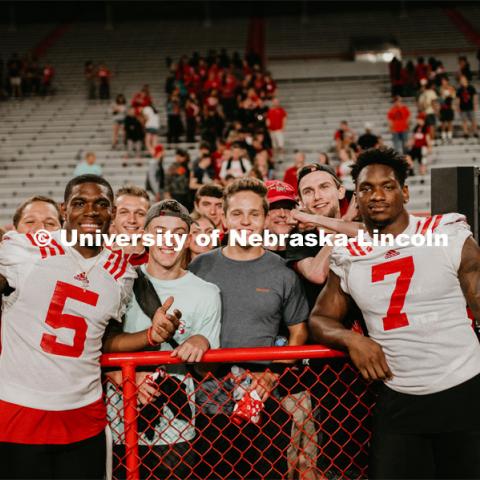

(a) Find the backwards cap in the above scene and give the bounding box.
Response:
[144,199,192,229]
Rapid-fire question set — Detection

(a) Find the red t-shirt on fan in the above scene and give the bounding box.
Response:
[267,107,287,131]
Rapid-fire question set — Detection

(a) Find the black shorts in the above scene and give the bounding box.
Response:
[370,374,480,479]
[425,113,437,127]
[410,146,423,163]
[440,108,454,122]
[0,430,106,480]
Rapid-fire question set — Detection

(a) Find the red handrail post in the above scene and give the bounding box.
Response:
[122,363,139,480]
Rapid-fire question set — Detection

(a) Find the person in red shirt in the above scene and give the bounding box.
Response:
[283,151,306,194]
[203,71,221,93]
[387,96,411,154]
[97,64,111,100]
[131,85,152,116]
[409,115,431,176]
[415,56,430,85]
[267,98,287,156]
[41,63,55,96]
[263,72,277,100]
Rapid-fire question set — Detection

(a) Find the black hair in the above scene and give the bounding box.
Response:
[351,147,409,187]
[64,174,114,203]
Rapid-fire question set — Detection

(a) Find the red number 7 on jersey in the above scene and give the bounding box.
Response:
[372,256,414,331]
[40,281,99,358]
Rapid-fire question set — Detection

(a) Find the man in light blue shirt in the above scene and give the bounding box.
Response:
[106,199,221,479]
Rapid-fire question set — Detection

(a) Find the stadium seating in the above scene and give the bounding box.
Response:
[1,7,480,225]
[266,7,474,60]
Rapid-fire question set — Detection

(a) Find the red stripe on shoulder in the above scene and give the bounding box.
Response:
[50,239,65,255]
[109,250,123,277]
[114,256,130,281]
[26,233,47,259]
[103,252,116,271]
[352,241,367,256]
[415,219,423,234]
[431,214,443,233]
[420,216,434,236]
[346,243,358,256]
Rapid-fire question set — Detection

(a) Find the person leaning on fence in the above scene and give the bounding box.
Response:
[284,164,371,477]
[310,147,480,479]
[264,180,319,479]
[106,199,221,480]
[189,177,309,479]
[0,174,180,480]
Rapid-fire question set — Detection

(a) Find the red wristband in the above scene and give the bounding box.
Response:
[147,327,159,347]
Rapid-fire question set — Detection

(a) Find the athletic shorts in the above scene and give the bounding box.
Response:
[425,113,437,127]
[373,373,480,435]
[460,110,475,122]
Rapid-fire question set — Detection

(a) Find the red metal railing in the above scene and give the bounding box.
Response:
[102,346,374,480]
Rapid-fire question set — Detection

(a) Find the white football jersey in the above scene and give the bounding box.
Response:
[0,230,135,410]
[330,213,480,395]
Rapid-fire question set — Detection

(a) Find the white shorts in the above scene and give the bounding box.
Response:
[270,130,285,149]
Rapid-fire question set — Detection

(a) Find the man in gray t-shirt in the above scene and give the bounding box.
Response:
[190,247,308,349]
[189,178,309,480]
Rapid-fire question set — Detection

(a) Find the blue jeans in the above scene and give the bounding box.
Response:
[392,131,408,154]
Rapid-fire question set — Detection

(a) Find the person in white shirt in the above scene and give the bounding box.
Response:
[143,105,160,156]
[219,142,252,182]
[0,174,180,480]
[309,148,480,479]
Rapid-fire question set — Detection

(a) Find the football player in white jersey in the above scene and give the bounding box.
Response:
[0,174,180,480]
[309,148,480,479]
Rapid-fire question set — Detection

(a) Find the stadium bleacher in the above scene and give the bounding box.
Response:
[0,3,479,225]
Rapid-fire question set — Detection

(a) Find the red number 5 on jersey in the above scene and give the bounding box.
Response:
[40,281,99,358]
[372,256,414,331]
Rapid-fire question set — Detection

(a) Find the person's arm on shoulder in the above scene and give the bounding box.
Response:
[294,246,332,285]
[309,271,393,382]
[459,237,480,324]
[291,210,363,237]
[103,297,181,352]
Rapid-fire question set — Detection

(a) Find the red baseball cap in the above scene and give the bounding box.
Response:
[265,180,297,205]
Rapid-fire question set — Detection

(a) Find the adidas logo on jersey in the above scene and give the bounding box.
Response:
[385,249,400,259]
[74,272,89,285]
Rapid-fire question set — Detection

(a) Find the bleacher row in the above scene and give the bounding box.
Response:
[1,6,480,226]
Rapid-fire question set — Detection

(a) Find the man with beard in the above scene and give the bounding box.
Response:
[310,148,480,479]
[0,175,180,479]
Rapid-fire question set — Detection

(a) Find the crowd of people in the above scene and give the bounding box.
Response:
[105,49,288,174]
[0,144,479,479]
[389,54,479,147]
[0,52,55,99]
[2,39,480,480]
